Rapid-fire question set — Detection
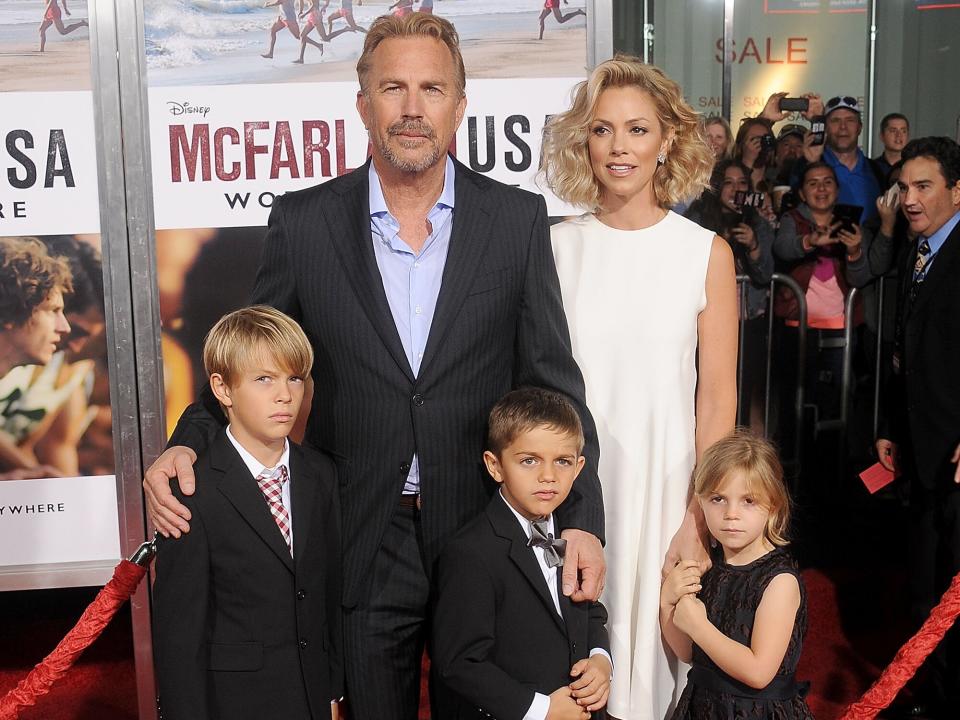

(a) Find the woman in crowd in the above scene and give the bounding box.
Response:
[773,162,871,454]
[686,160,774,427]
[703,116,734,162]
[734,118,778,195]
[541,56,738,719]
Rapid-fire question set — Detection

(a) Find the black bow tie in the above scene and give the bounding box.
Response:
[528,518,566,569]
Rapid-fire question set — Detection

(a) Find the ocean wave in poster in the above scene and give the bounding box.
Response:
[144,0,266,70]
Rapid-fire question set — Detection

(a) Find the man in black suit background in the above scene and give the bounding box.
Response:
[143,13,605,720]
[876,137,960,720]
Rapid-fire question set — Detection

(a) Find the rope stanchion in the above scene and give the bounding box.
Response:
[0,536,157,720]
[840,571,960,720]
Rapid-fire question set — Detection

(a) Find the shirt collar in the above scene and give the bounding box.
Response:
[824,145,866,172]
[923,209,960,254]
[368,154,456,218]
[498,489,554,540]
[226,425,290,481]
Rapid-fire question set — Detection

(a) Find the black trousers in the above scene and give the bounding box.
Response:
[343,503,433,720]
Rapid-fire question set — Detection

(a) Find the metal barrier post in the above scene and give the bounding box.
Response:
[872,276,886,439]
[840,287,859,433]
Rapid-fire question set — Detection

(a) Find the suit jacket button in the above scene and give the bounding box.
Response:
[400,462,411,474]
[297,589,307,599]
[412,393,424,407]
[572,642,578,651]
[299,639,308,649]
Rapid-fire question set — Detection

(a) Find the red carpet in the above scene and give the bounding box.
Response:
[0,567,914,719]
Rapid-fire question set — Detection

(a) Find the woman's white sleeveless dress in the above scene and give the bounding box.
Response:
[551,211,714,719]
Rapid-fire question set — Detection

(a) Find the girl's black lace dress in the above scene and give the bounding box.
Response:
[671,547,814,720]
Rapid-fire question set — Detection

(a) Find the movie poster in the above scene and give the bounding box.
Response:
[146,0,589,425]
[0,0,120,571]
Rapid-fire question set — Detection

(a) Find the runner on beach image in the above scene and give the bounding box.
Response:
[327,0,367,35]
[538,0,584,41]
[39,0,88,53]
[261,0,301,59]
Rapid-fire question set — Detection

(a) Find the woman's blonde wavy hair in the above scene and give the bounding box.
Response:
[541,55,713,210]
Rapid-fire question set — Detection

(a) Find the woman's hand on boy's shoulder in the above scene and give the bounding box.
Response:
[569,654,612,713]
[659,560,702,609]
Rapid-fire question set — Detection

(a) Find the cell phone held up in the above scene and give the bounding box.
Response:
[779,97,810,113]
[756,134,776,167]
[830,204,863,237]
[809,116,826,146]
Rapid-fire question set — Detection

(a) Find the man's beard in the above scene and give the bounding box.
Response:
[374,119,442,173]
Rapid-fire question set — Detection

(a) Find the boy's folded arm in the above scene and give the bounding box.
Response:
[433,545,538,720]
[689,572,800,689]
[151,498,212,720]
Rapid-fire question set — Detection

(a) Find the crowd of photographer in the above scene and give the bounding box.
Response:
[685,91,910,446]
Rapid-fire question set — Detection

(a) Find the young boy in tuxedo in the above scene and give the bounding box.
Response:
[433,388,611,720]
[152,305,343,720]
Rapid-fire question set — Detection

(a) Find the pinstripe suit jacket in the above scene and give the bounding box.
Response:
[169,156,603,607]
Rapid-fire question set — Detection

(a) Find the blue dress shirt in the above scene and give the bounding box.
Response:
[823,146,882,224]
[369,155,456,494]
[916,209,960,279]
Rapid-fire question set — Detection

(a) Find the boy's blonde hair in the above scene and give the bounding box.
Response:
[540,55,713,211]
[693,430,791,547]
[202,305,313,385]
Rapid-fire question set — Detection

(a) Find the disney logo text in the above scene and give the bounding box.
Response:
[167,101,211,118]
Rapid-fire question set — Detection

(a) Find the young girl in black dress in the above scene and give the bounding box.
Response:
[660,431,813,719]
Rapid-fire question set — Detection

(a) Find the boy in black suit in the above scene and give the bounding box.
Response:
[152,305,343,720]
[433,388,611,720]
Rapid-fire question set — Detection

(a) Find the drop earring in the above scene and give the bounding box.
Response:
[657,152,666,164]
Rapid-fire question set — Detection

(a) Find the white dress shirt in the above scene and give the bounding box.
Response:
[226,426,294,551]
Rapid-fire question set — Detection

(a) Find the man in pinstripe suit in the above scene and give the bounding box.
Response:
[144,13,605,720]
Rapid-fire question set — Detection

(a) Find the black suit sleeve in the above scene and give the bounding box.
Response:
[152,486,211,720]
[514,195,604,543]
[433,542,538,720]
[587,599,611,659]
[326,471,346,700]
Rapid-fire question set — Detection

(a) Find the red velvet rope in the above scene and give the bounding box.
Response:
[840,571,960,720]
[0,560,147,720]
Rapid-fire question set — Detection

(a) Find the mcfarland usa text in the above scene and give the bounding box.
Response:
[0,503,66,516]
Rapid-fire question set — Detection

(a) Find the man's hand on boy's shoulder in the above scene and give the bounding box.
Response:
[568,653,612,714]
[559,529,605,602]
[546,686,590,720]
[144,445,197,538]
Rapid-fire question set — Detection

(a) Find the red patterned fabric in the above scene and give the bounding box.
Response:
[258,465,292,554]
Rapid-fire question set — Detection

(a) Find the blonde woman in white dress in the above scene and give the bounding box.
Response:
[541,57,738,719]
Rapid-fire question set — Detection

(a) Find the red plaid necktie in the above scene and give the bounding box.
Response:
[256,465,291,555]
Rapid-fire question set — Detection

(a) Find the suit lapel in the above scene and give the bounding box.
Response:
[487,497,565,632]
[211,433,294,573]
[326,161,416,383]
[289,444,320,572]
[908,221,960,321]
[418,159,493,378]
